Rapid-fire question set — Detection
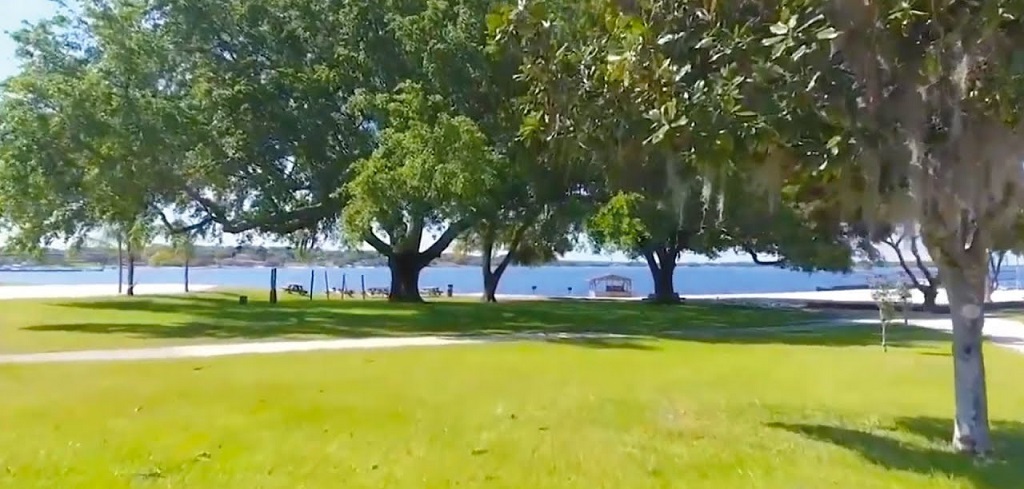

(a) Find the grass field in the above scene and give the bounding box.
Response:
[2,324,1023,488]
[0,291,821,353]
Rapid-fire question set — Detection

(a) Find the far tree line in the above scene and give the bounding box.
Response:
[3,0,1024,455]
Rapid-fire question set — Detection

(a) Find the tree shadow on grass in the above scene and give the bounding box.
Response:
[18,292,955,351]
[769,416,1024,488]
[538,336,661,350]
[25,293,817,338]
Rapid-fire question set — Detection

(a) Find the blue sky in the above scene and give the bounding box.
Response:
[0,1,59,80]
[1,1,885,264]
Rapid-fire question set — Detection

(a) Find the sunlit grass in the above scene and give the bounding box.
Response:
[1,326,1023,488]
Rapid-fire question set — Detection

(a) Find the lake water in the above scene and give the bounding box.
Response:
[4,264,1017,297]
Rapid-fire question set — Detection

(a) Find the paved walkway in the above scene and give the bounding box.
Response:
[849,316,1024,355]
[2,317,1022,364]
[0,336,491,364]
[0,321,859,365]
[0,283,216,300]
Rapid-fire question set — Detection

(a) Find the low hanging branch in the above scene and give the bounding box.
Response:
[881,234,924,290]
[184,188,341,235]
[741,245,787,266]
[156,209,213,235]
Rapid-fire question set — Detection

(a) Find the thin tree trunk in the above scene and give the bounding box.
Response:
[184,256,190,293]
[481,233,498,303]
[483,271,499,303]
[126,243,136,297]
[938,251,992,455]
[483,253,517,303]
[480,231,522,303]
[988,251,1006,302]
[117,238,124,294]
[387,251,426,302]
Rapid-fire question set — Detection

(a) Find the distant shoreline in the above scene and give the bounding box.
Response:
[0,261,932,271]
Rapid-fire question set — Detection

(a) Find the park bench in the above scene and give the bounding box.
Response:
[284,283,309,296]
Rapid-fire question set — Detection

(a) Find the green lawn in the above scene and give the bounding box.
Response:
[1,325,1023,488]
[0,291,822,353]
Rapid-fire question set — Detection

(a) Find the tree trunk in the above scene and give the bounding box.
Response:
[126,244,136,297]
[184,256,190,293]
[482,271,499,303]
[117,238,124,294]
[365,223,465,303]
[939,252,992,456]
[643,248,679,304]
[922,286,939,312]
[387,251,426,303]
[480,233,517,303]
[481,234,499,303]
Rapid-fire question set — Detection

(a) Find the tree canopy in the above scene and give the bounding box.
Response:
[498,0,1024,455]
[6,0,1023,455]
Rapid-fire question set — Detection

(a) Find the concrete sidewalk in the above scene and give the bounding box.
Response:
[849,316,1024,355]
[0,283,216,300]
[0,335,491,364]
[0,322,858,365]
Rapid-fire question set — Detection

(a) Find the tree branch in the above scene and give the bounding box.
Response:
[422,221,470,261]
[883,236,923,289]
[363,232,393,257]
[493,219,532,280]
[156,209,213,235]
[742,245,787,266]
[909,236,936,286]
[990,250,1008,287]
[641,248,659,276]
[185,188,338,234]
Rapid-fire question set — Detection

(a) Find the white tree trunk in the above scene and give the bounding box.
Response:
[939,257,992,455]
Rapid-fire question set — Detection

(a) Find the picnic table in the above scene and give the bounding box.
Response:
[284,283,309,296]
[367,287,389,297]
[330,287,356,298]
[421,286,443,297]
[364,287,442,297]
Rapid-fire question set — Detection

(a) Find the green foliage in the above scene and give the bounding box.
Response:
[497,0,857,271]
[587,193,651,256]
[343,85,504,252]
[0,3,186,251]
